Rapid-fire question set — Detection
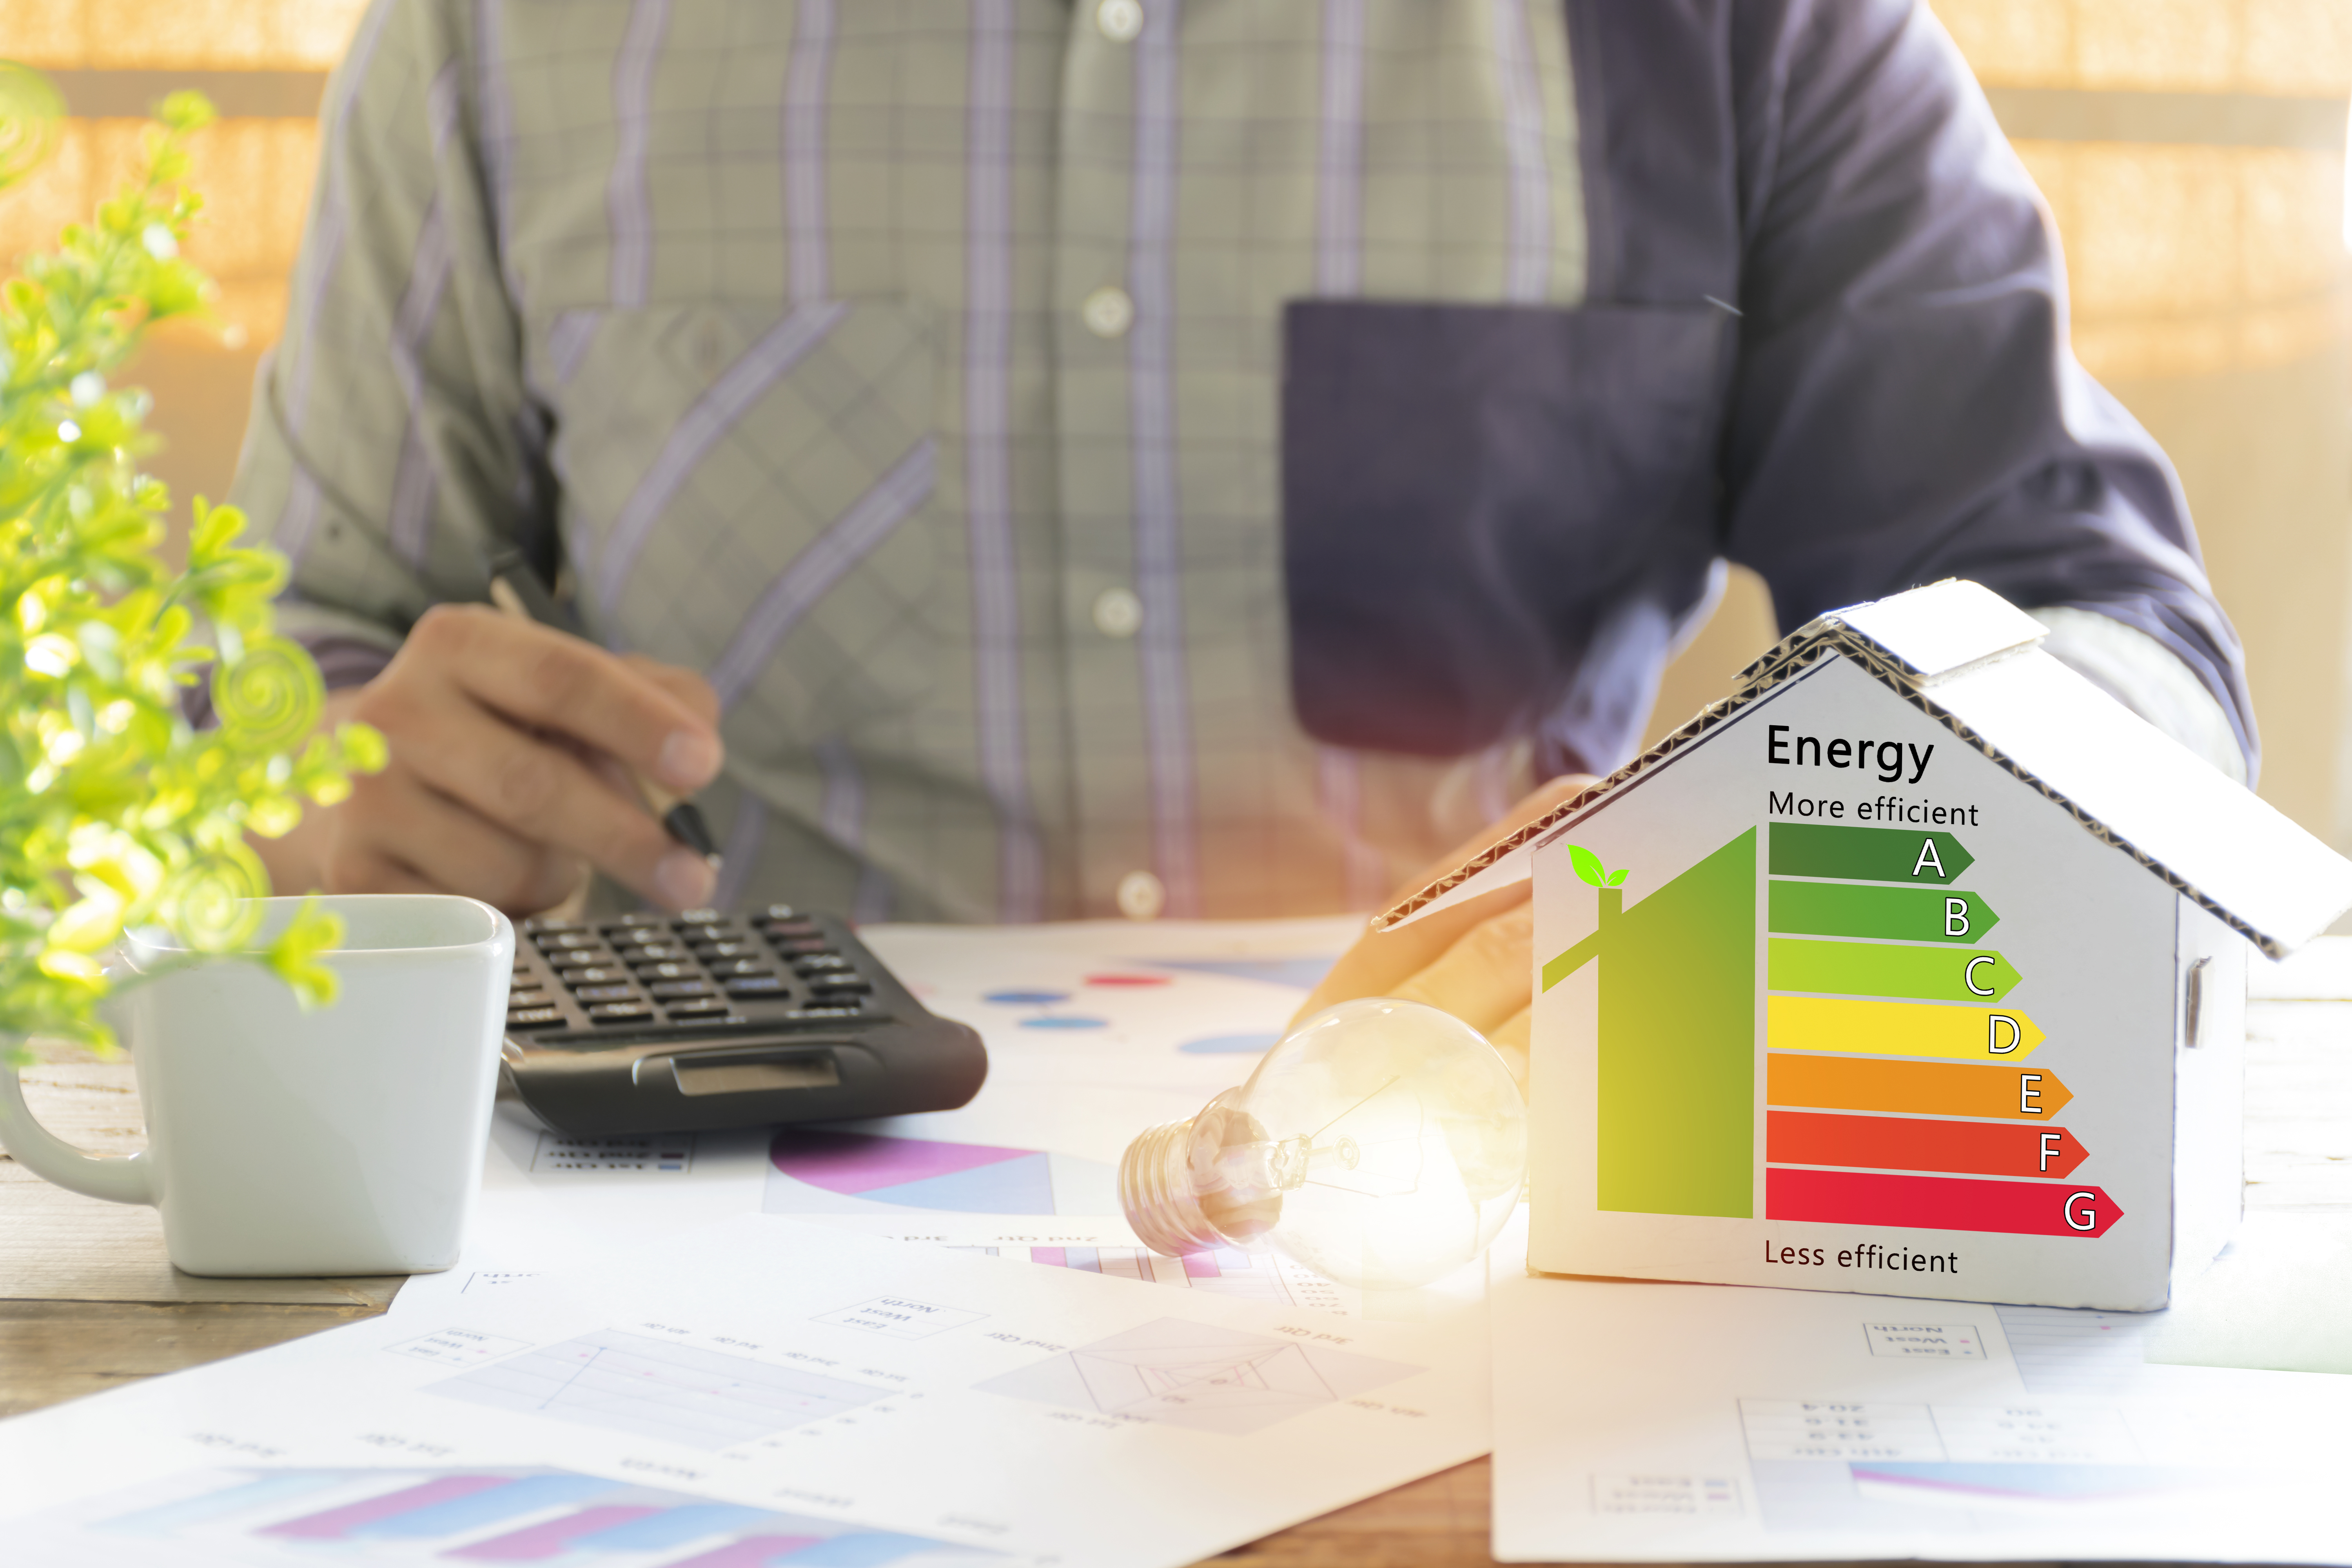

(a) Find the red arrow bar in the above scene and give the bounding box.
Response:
[1768,1168,2124,1238]
[1768,1112,2090,1180]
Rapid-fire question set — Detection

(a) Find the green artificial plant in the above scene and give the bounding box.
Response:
[0,66,384,1063]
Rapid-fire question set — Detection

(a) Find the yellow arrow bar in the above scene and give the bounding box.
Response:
[1767,995,2045,1062]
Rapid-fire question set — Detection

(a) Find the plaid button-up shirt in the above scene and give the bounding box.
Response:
[234,0,2252,923]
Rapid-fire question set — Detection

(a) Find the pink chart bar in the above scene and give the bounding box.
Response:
[260,1475,509,1539]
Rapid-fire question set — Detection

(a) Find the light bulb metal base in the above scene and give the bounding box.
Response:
[1119,1116,1227,1258]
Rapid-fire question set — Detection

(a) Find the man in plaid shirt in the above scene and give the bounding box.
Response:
[240,0,2252,1056]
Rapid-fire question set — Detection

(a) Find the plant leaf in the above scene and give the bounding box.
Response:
[1605,868,1629,886]
[1567,843,1606,888]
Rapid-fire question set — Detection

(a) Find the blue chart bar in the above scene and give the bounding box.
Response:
[102,1471,346,1534]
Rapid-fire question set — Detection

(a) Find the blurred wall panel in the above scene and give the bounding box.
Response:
[0,0,358,555]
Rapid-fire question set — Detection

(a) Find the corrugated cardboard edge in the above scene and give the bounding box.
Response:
[1374,613,2307,960]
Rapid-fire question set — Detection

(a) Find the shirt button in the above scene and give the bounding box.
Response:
[1096,0,1145,42]
[1116,869,1165,920]
[1082,285,1134,339]
[1092,586,1143,639]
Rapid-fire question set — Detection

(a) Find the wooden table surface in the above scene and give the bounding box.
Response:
[5,954,2349,1567]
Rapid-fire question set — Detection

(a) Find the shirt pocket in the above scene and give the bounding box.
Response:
[548,298,940,745]
[1281,299,1729,759]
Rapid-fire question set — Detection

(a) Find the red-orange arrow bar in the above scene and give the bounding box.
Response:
[1768,1112,2089,1180]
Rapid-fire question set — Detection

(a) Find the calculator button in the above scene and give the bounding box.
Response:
[559,966,626,985]
[618,944,685,962]
[769,936,833,956]
[506,1006,564,1027]
[794,955,853,976]
[588,1001,656,1022]
[525,918,589,932]
[508,988,555,1006]
[633,961,696,980]
[796,1004,860,1018]
[610,912,669,927]
[760,904,801,921]
[724,976,788,996]
[648,980,713,998]
[535,931,601,950]
[711,959,772,977]
[809,980,873,997]
[574,984,638,1002]
[761,919,819,938]
[693,940,755,959]
[664,997,733,1016]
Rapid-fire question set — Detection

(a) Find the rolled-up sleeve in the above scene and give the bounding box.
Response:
[1720,0,2256,777]
[229,0,541,687]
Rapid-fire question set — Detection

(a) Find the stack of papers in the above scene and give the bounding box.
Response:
[2,917,2349,1566]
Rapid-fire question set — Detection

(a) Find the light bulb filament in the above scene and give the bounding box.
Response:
[1307,1074,1403,1141]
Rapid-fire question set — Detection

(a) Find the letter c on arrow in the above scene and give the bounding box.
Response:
[1966,955,1996,996]
[2065,1192,2098,1232]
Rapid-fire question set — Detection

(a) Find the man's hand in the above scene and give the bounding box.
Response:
[252,605,726,915]
[1290,773,1596,1092]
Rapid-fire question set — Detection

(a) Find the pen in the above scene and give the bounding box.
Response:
[485,548,723,869]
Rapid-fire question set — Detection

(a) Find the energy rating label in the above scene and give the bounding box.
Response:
[1761,822,2116,1239]
[1545,820,2119,1241]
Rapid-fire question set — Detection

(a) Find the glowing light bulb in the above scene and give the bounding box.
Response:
[1119,998,1525,1290]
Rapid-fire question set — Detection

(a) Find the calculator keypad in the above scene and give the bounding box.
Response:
[507,906,882,1034]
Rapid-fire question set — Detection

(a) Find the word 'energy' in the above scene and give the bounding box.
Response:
[1766,724,1934,784]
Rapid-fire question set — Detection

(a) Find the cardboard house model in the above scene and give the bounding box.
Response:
[1382,580,2352,1310]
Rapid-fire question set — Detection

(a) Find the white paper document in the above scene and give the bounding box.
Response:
[392,918,1369,1320]
[1491,1263,2352,1563]
[0,1216,1487,1568]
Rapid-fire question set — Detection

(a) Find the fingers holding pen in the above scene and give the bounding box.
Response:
[344,606,725,910]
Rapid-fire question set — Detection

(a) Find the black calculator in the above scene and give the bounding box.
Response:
[498,905,986,1136]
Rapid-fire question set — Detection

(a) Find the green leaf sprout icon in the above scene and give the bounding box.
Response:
[1567,845,1630,889]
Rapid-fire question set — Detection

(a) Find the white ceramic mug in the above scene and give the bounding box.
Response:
[0,895,513,1277]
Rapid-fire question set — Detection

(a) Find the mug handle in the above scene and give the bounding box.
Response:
[0,951,155,1207]
[0,1053,154,1206]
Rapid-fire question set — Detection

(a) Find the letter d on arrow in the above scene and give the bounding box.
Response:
[1987,1014,2022,1054]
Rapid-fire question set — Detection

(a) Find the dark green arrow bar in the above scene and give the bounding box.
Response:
[1769,822,1975,884]
[1768,939,2022,1002]
[1768,881,2001,944]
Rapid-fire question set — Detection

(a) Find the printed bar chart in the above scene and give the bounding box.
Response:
[87,1466,973,1565]
[1768,1167,2123,1237]
[1767,938,2021,1002]
[1766,1054,2072,1120]
[1769,823,1973,884]
[1766,996,2043,1060]
[1767,1111,2089,1179]
[1768,882,2001,944]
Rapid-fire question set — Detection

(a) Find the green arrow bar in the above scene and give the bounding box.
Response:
[1768,881,2000,944]
[1769,939,2023,1002]
[1768,822,1975,884]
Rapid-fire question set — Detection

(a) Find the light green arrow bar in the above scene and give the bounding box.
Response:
[1769,939,2023,1003]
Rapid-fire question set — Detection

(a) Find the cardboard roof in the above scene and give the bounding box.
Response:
[1377,579,2352,959]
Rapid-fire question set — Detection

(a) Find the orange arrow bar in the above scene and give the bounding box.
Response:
[1766,1054,2074,1120]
